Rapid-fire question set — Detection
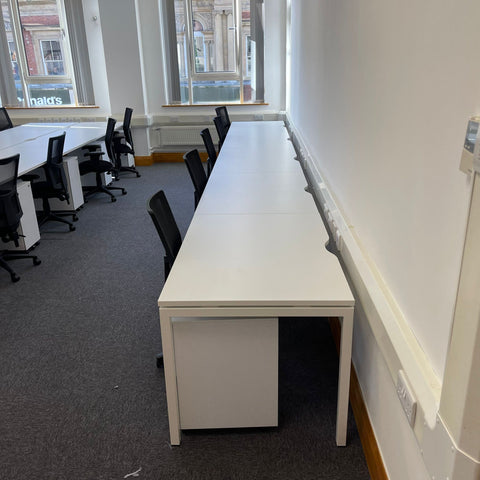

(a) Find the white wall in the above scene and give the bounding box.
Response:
[97,0,145,117]
[289,0,480,380]
[288,0,480,478]
[82,0,110,113]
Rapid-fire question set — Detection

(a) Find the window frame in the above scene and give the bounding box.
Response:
[162,0,264,106]
[0,0,78,107]
[184,0,242,83]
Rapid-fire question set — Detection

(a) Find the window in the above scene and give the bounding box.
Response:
[0,0,94,107]
[162,0,264,105]
[41,40,65,75]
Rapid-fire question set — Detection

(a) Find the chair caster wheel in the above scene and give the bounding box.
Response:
[136,173,141,178]
[73,215,78,222]
[156,353,163,368]
[111,197,117,202]
[11,273,20,283]
[69,225,76,231]
[33,258,41,266]
[122,190,127,195]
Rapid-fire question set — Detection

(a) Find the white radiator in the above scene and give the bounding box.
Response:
[156,125,219,147]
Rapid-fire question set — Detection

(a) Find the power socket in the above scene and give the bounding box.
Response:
[396,370,417,427]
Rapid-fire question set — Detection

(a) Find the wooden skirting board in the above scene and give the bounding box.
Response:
[135,152,209,166]
[329,318,388,480]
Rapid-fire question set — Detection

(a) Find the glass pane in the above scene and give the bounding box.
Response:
[41,40,65,75]
[189,0,236,74]
[1,0,24,103]
[27,81,74,106]
[191,79,240,104]
[16,0,66,77]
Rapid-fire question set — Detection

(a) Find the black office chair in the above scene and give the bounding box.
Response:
[112,107,141,178]
[200,128,217,177]
[215,106,231,132]
[0,154,41,282]
[24,132,77,232]
[79,117,127,202]
[0,107,13,131]
[147,189,182,368]
[183,149,207,209]
[213,116,227,151]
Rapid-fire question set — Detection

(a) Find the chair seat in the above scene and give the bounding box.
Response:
[115,143,134,155]
[79,159,113,175]
[113,137,134,155]
[31,181,66,200]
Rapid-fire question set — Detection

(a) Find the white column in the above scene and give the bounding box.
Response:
[438,173,480,478]
[214,13,223,71]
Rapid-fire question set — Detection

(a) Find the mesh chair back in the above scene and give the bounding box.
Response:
[123,107,134,151]
[0,154,22,244]
[0,107,13,131]
[104,117,117,164]
[183,149,207,203]
[147,190,182,276]
[200,128,217,176]
[213,116,227,150]
[215,106,230,130]
[200,128,217,162]
[45,133,68,198]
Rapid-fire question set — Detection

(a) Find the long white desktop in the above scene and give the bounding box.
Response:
[0,122,110,175]
[158,121,355,447]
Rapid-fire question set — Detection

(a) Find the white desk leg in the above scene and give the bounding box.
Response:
[159,309,181,445]
[336,308,354,446]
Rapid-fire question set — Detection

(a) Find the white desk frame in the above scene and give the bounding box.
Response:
[158,121,354,447]
[160,305,353,446]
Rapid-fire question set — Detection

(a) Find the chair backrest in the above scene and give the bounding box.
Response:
[0,107,13,131]
[183,149,207,207]
[0,154,22,245]
[122,107,134,151]
[147,190,182,278]
[200,128,217,175]
[200,128,217,162]
[213,116,227,150]
[104,117,117,163]
[215,106,230,130]
[44,132,68,198]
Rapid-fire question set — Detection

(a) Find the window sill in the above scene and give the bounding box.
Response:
[6,105,99,110]
[162,102,269,108]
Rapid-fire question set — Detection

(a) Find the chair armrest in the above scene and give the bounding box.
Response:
[19,174,40,182]
[82,144,101,152]
[83,151,105,159]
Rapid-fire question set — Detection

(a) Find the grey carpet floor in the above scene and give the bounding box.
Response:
[0,163,370,480]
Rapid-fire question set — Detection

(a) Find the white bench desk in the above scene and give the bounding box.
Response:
[158,121,354,447]
[0,122,109,175]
